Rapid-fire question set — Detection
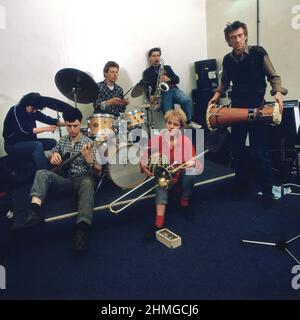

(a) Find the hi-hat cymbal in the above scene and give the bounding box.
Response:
[131,82,144,98]
[34,96,74,113]
[55,68,98,104]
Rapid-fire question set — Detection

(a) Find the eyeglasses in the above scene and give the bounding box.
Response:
[167,120,180,127]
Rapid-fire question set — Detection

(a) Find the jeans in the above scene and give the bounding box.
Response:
[30,170,96,225]
[155,172,197,205]
[231,123,272,193]
[161,88,192,121]
[5,138,56,171]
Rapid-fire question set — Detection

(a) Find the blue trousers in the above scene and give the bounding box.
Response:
[161,88,192,121]
[5,138,56,171]
[155,171,197,205]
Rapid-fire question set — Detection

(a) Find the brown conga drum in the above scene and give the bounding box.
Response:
[206,103,282,131]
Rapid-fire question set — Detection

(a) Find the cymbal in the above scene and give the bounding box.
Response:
[35,96,74,113]
[131,82,144,98]
[55,68,98,104]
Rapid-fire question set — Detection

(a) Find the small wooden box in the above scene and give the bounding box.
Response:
[156,228,182,249]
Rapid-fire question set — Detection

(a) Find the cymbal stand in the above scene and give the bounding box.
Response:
[144,86,155,136]
[56,111,62,138]
[72,87,79,108]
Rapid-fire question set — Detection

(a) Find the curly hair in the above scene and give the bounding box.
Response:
[164,108,187,127]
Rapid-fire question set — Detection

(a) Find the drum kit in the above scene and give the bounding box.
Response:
[54,68,149,190]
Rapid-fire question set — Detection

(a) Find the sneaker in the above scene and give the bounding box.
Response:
[186,121,202,129]
[25,208,44,227]
[73,222,90,253]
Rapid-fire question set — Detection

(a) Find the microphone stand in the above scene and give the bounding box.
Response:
[242,137,300,264]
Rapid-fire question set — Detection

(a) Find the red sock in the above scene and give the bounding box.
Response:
[155,215,164,229]
[180,196,189,207]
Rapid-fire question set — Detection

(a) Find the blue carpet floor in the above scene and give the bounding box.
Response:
[1,175,300,300]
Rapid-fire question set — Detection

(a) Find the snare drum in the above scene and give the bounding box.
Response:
[87,114,116,139]
[125,109,146,130]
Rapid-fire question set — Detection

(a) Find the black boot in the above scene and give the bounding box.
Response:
[73,221,91,253]
[25,203,43,227]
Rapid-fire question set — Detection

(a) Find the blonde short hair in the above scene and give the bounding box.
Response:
[164,108,187,127]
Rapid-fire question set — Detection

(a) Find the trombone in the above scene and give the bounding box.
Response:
[109,149,209,215]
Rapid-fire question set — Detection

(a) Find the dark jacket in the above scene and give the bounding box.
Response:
[142,65,180,98]
[3,105,57,145]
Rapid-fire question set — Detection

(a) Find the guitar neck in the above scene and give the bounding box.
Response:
[60,140,103,168]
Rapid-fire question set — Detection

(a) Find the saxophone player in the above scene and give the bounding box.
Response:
[142,47,200,129]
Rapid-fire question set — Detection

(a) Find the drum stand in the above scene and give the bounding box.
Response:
[242,140,300,264]
[96,171,106,193]
[56,111,62,138]
[72,87,79,108]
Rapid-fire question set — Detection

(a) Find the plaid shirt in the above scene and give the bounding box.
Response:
[93,80,126,116]
[50,134,99,177]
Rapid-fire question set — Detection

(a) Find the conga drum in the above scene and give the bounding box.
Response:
[206,103,282,131]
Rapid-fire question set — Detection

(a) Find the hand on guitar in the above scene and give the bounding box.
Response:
[50,152,62,166]
[81,143,94,165]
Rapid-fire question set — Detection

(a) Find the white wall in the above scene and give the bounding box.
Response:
[206,0,300,102]
[0,0,207,156]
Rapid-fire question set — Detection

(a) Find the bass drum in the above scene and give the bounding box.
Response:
[108,144,147,189]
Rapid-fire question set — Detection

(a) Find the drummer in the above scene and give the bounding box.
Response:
[93,61,129,117]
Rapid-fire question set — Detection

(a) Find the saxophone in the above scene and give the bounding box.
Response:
[152,59,169,110]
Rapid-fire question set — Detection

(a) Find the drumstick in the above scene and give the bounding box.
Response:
[123,86,134,98]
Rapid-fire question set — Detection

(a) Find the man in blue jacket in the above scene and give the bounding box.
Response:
[3,92,60,170]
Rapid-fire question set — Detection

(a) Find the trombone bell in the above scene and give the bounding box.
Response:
[154,166,172,190]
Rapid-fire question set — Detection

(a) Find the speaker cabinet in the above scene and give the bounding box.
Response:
[191,88,214,129]
[194,59,218,90]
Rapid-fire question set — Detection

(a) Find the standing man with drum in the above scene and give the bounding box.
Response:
[94,61,129,117]
[209,21,288,209]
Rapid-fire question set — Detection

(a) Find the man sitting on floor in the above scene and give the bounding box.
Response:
[25,108,101,253]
